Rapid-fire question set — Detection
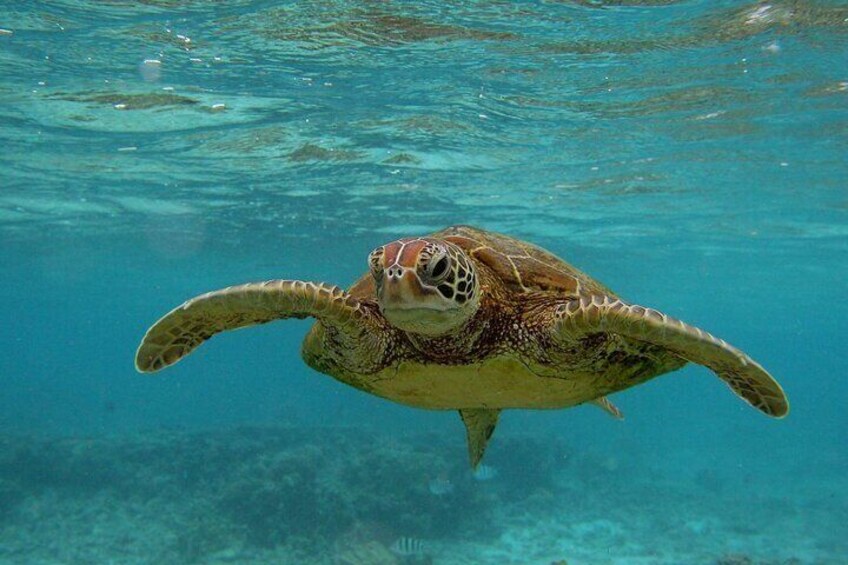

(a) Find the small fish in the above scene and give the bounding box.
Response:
[427,475,454,496]
[471,464,498,481]
[390,537,427,557]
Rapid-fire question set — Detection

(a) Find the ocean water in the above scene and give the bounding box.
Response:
[1,1,846,563]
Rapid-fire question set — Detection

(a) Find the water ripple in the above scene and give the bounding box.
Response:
[0,0,845,253]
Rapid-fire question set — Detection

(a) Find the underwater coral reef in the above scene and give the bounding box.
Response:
[0,426,562,563]
[0,426,841,564]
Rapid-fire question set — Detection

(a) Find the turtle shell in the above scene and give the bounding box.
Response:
[347,225,614,299]
[432,225,615,297]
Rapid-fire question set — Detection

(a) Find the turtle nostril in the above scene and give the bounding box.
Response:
[386,266,403,279]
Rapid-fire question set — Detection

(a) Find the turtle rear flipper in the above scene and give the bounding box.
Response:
[459,408,501,469]
[591,396,623,419]
[135,280,368,373]
[554,296,789,418]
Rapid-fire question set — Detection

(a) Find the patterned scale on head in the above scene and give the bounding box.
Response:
[368,238,481,336]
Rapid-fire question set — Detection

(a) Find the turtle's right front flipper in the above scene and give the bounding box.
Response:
[135,280,369,372]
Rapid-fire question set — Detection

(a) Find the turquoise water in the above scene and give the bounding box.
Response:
[1,1,846,563]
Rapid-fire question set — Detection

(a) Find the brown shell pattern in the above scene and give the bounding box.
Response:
[431,225,615,297]
[346,225,615,299]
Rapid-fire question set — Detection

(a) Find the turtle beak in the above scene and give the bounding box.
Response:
[379,266,424,309]
[378,266,466,336]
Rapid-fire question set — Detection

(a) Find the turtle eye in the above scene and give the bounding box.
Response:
[427,254,451,283]
[368,247,385,278]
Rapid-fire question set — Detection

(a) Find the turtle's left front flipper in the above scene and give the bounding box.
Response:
[135,280,369,373]
[554,296,789,418]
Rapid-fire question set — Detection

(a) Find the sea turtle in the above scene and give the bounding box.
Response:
[135,225,788,467]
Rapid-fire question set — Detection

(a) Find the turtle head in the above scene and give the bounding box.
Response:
[368,238,480,336]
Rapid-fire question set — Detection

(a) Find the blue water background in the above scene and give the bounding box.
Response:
[0,0,846,560]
